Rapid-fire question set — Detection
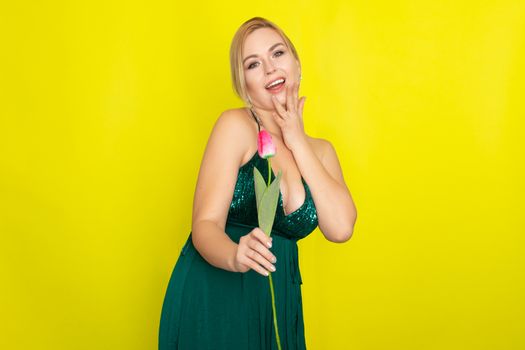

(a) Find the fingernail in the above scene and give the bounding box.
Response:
[267,241,272,248]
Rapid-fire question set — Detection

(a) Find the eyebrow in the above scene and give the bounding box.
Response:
[243,42,285,64]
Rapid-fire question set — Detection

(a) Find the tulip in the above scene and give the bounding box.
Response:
[253,129,283,350]
[257,129,276,159]
[257,129,277,187]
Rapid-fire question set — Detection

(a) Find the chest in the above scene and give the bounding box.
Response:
[227,155,318,240]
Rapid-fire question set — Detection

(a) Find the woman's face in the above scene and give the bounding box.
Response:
[242,27,301,110]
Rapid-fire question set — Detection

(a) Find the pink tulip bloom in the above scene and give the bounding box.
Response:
[257,130,276,159]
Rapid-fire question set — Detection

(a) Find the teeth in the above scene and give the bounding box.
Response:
[266,78,285,88]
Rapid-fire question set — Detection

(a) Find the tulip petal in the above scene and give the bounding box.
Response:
[257,130,276,159]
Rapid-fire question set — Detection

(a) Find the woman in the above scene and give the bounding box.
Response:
[159,17,357,349]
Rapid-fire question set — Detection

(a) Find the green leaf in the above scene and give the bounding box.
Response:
[253,167,266,208]
[258,170,282,236]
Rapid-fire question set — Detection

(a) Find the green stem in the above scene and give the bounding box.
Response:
[267,158,271,187]
[266,158,281,349]
[268,273,282,350]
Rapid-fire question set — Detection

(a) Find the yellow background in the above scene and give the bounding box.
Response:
[1,1,524,349]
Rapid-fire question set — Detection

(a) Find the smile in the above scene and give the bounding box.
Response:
[265,78,286,94]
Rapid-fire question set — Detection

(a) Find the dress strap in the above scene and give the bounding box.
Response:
[249,108,261,132]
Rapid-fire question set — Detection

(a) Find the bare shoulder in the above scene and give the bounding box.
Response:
[220,107,253,133]
[218,107,250,125]
[214,108,254,162]
[221,107,247,117]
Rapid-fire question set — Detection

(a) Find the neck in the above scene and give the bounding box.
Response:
[250,105,283,141]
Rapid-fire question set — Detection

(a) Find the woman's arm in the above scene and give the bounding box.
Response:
[192,220,239,272]
[190,110,250,272]
[291,137,357,242]
[269,83,356,242]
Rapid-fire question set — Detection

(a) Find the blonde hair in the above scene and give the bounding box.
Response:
[229,17,301,106]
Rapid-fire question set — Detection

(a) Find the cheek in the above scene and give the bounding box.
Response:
[245,77,264,93]
[244,75,258,91]
[288,63,299,74]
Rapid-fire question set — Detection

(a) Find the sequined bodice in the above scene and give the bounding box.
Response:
[226,150,318,240]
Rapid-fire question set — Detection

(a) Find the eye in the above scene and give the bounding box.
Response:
[246,50,285,70]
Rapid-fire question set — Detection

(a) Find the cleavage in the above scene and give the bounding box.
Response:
[269,161,306,215]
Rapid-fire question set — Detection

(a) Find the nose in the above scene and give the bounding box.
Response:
[265,61,276,75]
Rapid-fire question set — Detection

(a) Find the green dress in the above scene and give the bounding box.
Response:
[158,114,318,350]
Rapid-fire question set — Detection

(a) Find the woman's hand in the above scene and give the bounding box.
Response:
[271,81,307,151]
[233,228,277,276]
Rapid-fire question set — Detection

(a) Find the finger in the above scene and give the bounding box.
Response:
[269,98,283,118]
[298,96,306,118]
[244,250,272,276]
[294,81,299,112]
[286,82,294,113]
[271,95,287,118]
[246,242,276,273]
[252,228,272,247]
[272,112,285,128]
[246,249,276,276]
[248,234,277,263]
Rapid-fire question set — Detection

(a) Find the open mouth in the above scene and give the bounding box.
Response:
[265,78,286,92]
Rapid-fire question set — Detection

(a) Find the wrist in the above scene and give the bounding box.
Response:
[290,135,309,153]
[229,243,239,272]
